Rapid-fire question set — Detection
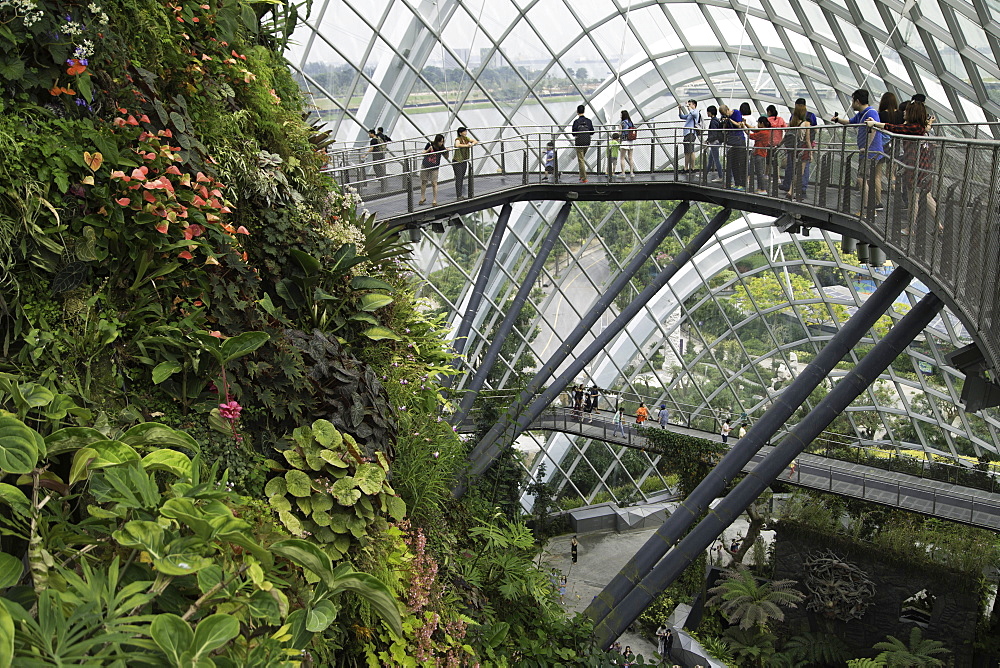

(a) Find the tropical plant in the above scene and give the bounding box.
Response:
[265,418,406,561]
[723,626,778,668]
[873,627,950,667]
[707,565,805,631]
[777,631,851,666]
[699,634,736,665]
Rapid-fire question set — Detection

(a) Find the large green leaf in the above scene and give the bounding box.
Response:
[310,420,340,448]
[0,417,40,474]
[0,552,23,588]
[45,427,105,457]
[113,520,165,556]
[0,484,29,517]
[152,361,183,384]
[289,249,321,275]
[331,477,361,505]
[350,276,395,292]
[327,564,402,638]
[141,450,193,479]
[271,539,333,582]
[358,293,393,312]
[220,331,270,364]
[354,463,386,495]
[284,470,312,497]
[305,599,339,633]
[0,602,13,668]
[17,382,53,409]
[264,476,287,498]
[385,496,406,522]
[361,326,402,341]
[191,613,240,658]
[121,423,200,453]
[151,613,194,665]
[154,553,213,576]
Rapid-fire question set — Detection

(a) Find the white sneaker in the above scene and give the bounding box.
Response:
[710,177,722,183]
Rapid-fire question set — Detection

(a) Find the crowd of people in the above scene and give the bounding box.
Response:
[361,88,938,229]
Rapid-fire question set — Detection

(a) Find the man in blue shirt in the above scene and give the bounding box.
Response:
[678,100,701,174]
[719,105,747,190]
[831,89,884,212]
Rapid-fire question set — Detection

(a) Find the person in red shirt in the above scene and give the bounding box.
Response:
[748,116,774,193]
[766,104,786,144]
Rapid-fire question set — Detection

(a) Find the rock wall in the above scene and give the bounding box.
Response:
[772,523,979,665]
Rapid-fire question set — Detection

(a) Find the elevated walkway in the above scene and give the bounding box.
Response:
[329,123,1000,384]
[459,407,1000,530]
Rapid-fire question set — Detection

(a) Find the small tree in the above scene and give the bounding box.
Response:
[873,627,950,667]
[575,67,588,80]
[707,565,805,632]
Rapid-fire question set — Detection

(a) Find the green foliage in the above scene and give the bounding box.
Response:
[640,426,728,496]
[707,565,805,632]
[698,634,736,665]
[266,419,405,561]
[873,627,950,667]
[777,631,851,667]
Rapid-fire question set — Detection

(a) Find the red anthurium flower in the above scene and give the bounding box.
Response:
[144,191,157,204]
[139,115,150,123]
[220,206,232,213]
[166,165,182,175]
[192,195,207,207]
[196,172,211,183]
[178,250,194,259]
[113,117,127,127]
[118,107,128,113]
[116,197,130,206]
[236,226,249,235]
[155,221,169,234]
[197,186,209,198]
[126,115,139,126]
[209,331,223,338]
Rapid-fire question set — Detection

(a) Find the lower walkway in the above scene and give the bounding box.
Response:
[462,407,1000,530]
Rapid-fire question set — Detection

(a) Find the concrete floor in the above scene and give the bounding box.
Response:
[541,513,766,665]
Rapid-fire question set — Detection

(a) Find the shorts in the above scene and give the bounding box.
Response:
[545,165,554,174]
[420,168,439,185]
[683,133,696,154]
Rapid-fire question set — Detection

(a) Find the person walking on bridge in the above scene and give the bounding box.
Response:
[572,105,595,183]
[657,404,669,429]
[419,134,447,206]
[612,406,626,437]
[619,110,637,176]
[635,402,649,425]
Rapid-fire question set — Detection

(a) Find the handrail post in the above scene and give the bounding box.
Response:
[523,141,529,186]
[501,140,506,174]
[405,157,413,212]
[468,145,475,198]
[554,136,560,184]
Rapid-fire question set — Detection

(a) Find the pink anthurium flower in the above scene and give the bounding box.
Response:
[196,172,211,183]
[236,226,249,235]
[178,250,194,259]
[116,197,130,206]
[110,170,128,180]
[155,221,169,234]
[130,168,147,181]
[166,165,182,175]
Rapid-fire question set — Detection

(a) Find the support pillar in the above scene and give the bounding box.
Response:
[454,203,571,421]
[585,266,913,629]
[594,291,943,648]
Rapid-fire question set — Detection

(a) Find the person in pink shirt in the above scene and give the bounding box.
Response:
[766,104,786,144]
[748,116,774,193]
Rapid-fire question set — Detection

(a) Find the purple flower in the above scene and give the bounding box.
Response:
[219,400,242,420]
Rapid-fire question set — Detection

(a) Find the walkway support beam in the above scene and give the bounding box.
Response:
[593,291,944,648]
[459,203,729,495]
[449,203,511,372]
[454,203,571,421]
[585,266,913,629]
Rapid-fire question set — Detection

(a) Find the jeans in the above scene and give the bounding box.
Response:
[453,160,468,197]
[781,155,811,195]
[707,144,723,178]
[751,154,767,191]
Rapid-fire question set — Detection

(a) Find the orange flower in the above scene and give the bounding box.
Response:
[66,59,87,76]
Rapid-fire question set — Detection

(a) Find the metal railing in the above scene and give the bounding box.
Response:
[775,450,1000,529]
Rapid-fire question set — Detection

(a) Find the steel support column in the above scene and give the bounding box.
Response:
[448,203,511,377]
[594,292,944,648]
[585,265,913,629]
[454,203,571,420]
[459,204,726,494]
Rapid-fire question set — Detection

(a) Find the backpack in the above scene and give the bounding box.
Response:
[695,112,704,137]
[623,119,637,142]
